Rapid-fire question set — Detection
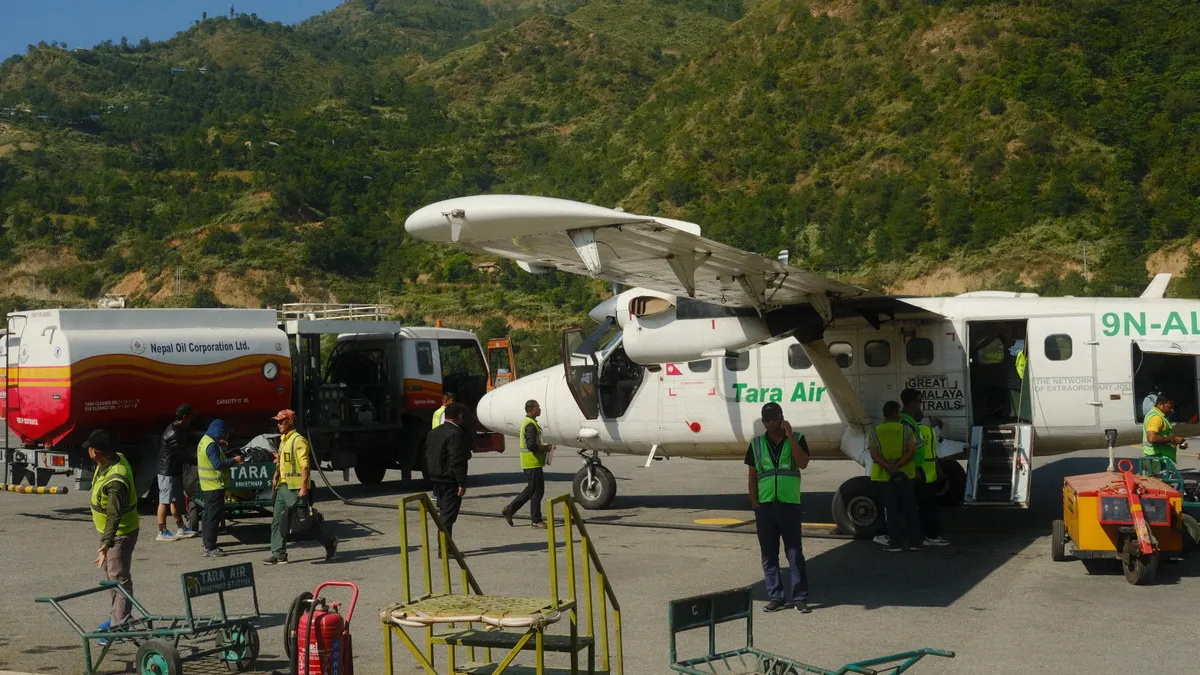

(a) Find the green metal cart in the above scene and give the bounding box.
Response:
[36,562,261,675]
[1136,456,1200,551]
[669,588,954,675]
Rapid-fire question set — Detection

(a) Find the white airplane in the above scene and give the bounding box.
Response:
[406,195,1200,536]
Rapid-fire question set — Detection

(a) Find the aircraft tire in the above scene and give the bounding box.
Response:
[832,476,882,539]
[934,459,967,508]
[573,465,616,510]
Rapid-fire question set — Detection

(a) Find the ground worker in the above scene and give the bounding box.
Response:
[1143,391,1190,463]
[424,402,471,536]
[432,392,457,429]
[502,399,551,530]
[869,400,920,552]
[1003,332,1028,422]
[263,409,337,565]
[892,389,948,547]
[197,419,245,557]
[156,404,196,542]
[746,401,811,614]
[87,429,139,637]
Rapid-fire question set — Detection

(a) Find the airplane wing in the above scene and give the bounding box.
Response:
[406,195,916,323]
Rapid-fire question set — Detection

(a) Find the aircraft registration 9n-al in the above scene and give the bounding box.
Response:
[406,194,1200,536]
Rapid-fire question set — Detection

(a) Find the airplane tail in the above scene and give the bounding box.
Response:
[1140,273,1172,299]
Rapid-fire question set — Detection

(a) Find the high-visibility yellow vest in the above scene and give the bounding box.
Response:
[1016,351,1027,379]
[750,433,803,504]
[919,425,938,482]
[869,421,915,481]
[91,453,140,536]
[278,430,308,490]
[1143,407,1176,462]
[519,416,545,469]
[432,406,445,429]
[197,434,229,491]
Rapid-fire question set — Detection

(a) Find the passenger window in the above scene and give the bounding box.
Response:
[830,342,853,368]
[416,341,434,375]
[724,352,750,372]
[1045,334,1073,361]
[687,359,712,373]
[864,340,891,368]
[906,338,934,366]
[788,344,812,370]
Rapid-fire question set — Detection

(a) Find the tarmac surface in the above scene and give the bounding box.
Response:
[2,438,1199,675]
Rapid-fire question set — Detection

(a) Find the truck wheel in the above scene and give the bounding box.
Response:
[1181,513,1200,553]
[354,456,387,486]
[934,460,966,507]
[1122,541,1159,585]
[572,465,616,510]
[136,639,183,675]
[1050,519,1067,561]
[832,476,882,539]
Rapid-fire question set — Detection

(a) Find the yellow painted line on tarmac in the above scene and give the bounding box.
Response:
[691,518,840,529]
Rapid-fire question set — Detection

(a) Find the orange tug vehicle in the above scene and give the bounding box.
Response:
[1052,459,1187,585]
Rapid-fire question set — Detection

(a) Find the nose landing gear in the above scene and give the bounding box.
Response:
[572,449,616,510]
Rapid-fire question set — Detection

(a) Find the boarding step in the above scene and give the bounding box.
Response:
[433,628,594,653]
[458,664,607,675]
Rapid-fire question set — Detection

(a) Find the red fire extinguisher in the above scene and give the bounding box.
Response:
[289,581,358,675]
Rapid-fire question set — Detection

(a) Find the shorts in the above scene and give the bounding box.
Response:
[157,475,183,505]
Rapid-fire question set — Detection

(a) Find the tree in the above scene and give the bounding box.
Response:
[191,288,221,308]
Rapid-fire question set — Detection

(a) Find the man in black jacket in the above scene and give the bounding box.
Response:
[156,404,196,542]
[423,403,470,537]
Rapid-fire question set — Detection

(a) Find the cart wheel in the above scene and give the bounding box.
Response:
[217,622,260,672]
[1050,519,1067,561]
[136,639,183,675]
[285,591,314,667]
[1182,513,1200,553]
[1121,544,1159,585]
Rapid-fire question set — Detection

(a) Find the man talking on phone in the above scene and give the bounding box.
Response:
[746,401,812,614]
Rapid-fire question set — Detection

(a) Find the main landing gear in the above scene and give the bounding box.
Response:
[831,459,967,538]
[572,449,616,510]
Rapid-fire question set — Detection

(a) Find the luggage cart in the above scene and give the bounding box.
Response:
[669,588,954,675]
[1136,456,1200,551]
[36,562,261,675]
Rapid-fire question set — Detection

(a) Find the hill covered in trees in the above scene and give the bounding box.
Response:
[3,0,1200,370]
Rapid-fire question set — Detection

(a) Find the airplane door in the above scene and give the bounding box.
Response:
[1027,316,1099,428]
[561,327,601,420]
[857,328,899,420]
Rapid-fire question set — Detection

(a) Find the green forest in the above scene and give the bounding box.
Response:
[3,0,1200,371]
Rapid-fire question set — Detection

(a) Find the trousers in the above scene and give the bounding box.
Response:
[270,485,335,558]
[914,471,940,539]
[431,482,463,536]
[883,475,921,548]
[506,468,545,523]
[202,489,225,551]
[754,501,809,603]
[104,529,139,625]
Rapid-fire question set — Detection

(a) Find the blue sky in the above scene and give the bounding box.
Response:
[1,1,345,60]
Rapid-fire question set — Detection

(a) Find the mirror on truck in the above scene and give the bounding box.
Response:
[487,338,517,390]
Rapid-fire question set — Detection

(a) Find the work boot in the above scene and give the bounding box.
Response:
[501,507,515,527]
[262,555,289,565]
[762,599,788,613]
[325,536,339,562]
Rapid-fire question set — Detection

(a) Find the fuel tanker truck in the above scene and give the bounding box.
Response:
[1,308,511,498]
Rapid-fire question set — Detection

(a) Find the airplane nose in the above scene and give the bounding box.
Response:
[404,203,454,242]
[477,372,549,435]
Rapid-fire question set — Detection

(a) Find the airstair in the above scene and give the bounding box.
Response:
[964,423,1034,506]
[382,493,623,675]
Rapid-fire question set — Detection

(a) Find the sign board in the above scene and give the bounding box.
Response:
[229,461,276,492]
[182,563,255,599]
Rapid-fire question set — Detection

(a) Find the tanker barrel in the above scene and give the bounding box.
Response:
[2,484,69,495]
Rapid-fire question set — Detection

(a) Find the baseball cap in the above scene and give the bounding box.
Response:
[271,409,296,422]
[86,429,114,452]
[761,402,783,420]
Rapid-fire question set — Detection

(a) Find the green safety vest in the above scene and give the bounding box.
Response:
[197,434,230,492]
[91,453,140,536]
[750,433,804,504]
[1016,351,1027,379]
[870,421,915,481]
[432,406,445,429]
[1143,407,1177,462]
[519,416,545,469]
[900,413,938,482]
[919,425,938,482]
